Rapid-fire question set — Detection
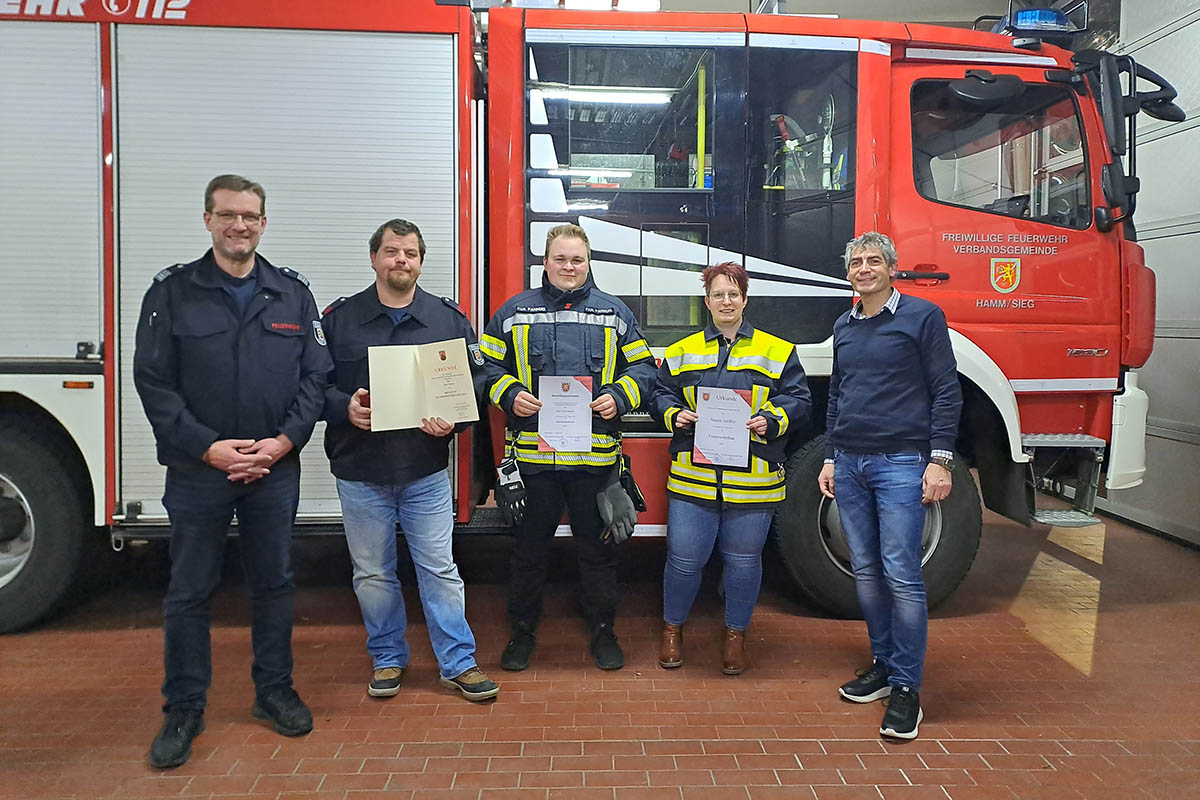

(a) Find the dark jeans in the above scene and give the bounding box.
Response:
[509,469,617,630]
[161,462,300,712]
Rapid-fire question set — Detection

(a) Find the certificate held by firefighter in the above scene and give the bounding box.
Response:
[537,375,593,452]
[693,386,752,468]
[367,338,479,432]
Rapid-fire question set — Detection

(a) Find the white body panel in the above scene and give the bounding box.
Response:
[0,374,106,525]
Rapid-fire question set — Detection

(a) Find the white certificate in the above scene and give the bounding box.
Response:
[367,338,479,432]
[693,386,752,468]
[537,375,593,452]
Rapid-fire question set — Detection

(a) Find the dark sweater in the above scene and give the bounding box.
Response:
[825,293,961,457]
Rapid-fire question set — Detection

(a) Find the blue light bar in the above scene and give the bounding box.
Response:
[1012,8,1075,32]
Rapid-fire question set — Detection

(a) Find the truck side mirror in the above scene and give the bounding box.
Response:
[1097,54,1126,156]
[1094,206,1114,232]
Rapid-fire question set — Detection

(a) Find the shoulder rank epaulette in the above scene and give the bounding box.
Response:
[441,296,469,317]
[153,263,187,282]
[322,296,349,317]
[278,266,310,287]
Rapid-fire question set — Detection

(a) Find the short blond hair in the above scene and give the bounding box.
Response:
[544,223,590,261]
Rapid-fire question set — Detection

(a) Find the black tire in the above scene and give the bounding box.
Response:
[773,435,983,618]
[0,426,88,633]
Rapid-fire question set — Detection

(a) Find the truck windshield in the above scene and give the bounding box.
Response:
[912,81,1090,229]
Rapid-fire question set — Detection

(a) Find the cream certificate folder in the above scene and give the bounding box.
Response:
[693,386,752,467]
[537,375,593,452]
[367,339,479,432]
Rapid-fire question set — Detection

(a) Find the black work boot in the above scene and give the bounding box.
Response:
[590,622,624,670]
[148,708,205,769]
[501,620,537,671]
[251,686,313,736]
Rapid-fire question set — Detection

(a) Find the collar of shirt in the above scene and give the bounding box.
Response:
[704,317,756,344]
[849,287,900,320]
[191,249,288,293]
[362,284,432,328]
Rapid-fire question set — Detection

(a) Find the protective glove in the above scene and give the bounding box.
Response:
[597,475,637,545]
[495,457,526,527]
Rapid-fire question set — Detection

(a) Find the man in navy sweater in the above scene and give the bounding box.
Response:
[818,231,961,740]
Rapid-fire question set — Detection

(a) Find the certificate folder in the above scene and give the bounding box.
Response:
[367,338,479,432]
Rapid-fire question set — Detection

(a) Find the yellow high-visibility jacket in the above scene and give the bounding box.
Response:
[650,320,811,508]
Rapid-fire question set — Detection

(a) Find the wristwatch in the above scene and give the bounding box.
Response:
[930,455,955,471]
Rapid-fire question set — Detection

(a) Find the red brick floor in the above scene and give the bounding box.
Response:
[1,508,1198,800]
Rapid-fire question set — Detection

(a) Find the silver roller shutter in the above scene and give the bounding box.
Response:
[116,25,458,518]
[0,22,102,359]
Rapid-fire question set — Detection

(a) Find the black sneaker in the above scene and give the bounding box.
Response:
[880,686,923,740]
[368,666,406,698]
[148,708,204,769]
[251,687,313,736]
[501,621,536,671]
[590,623,624,670]
[838,660,893,703]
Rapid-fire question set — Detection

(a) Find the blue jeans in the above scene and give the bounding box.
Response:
[834,450,929,691]
[161,462,299,712]
[663,498,774,630]
[336,470,476,679]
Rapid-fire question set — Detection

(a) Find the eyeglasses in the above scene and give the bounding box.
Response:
[211,211,263,226]
[707,291,743,302]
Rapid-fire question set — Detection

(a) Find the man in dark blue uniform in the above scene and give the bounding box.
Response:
[321,219,498,703]
[134,174,330,769]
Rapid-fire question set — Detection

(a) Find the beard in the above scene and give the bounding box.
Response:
[385,270,417,293]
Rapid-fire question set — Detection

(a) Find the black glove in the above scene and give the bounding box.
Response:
[495,457,526,527]
[597,463,637,545]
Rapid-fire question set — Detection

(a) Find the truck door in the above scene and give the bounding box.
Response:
[888,61,1123,420]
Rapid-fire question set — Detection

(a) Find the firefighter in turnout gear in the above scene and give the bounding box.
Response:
[650,262,811,675]
[481,224,656,671]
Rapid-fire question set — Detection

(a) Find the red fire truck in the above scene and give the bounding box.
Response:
[0,0,1183,631]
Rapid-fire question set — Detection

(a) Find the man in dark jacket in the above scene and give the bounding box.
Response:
[134,174,329,768]
[818,231,962,741]
[481,223,656,671]
[321,219,498,703]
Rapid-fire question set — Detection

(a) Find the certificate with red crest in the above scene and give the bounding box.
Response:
[367,338,478,431]
[693,386,752,467]
[537,375,593,452]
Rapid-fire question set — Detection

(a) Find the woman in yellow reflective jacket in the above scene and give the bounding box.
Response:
[649,262,811,674]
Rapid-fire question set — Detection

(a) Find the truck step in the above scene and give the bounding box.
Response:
[1032,509,1102,527]
[1022,433,1106,447]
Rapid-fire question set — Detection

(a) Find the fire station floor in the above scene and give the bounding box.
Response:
[2,505,1198,800]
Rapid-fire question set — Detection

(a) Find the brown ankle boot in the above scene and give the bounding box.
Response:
[721,627,745,675]
[659,623,683,668]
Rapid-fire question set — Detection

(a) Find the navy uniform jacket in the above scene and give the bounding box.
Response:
[479,272,656,473]
[321,285,488,486]
[133,249,330,470]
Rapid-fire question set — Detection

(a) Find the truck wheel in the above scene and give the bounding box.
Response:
[0,427,87,633]
[774,435,982,618]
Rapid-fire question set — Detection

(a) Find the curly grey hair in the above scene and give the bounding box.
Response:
[843,231,898,271]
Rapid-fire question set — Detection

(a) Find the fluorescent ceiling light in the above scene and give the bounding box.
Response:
[615,0,660,9]
[540,86,674,105]
[550,169,635,178]
[563,0,612,9]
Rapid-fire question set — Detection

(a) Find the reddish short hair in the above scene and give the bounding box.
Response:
[701,261,748,297]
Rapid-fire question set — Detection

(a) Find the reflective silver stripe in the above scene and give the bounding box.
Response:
[480,333,507,359]
[503,310,627,335]
[490,374,520,406]
[667,476,718,500]
[670,459,717,482]
[727,353,786,375]
[666,351,718,373]
[723,486,786,503]
[622,340,652,360]
[616,374,641,408]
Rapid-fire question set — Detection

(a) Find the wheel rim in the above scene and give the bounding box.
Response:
[0,473,35,590]
[815,495,944,578]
